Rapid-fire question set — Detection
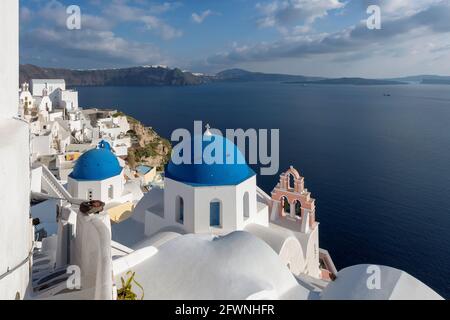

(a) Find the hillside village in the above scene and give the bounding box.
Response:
[19,79,171,190]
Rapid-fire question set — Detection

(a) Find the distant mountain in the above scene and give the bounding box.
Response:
[388,75,450,84]
[421,79,450,85]
[20,64,449,87]
[215,68,324,82]
[19,64,209,87]
[216,69,408,85]
[285,77,407,86]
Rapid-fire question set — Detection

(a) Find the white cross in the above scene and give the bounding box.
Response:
[204,123,212,136]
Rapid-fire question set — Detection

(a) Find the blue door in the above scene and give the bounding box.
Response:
[210,201,221,227]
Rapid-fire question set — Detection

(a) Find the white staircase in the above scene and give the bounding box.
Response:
[40,165,84,205]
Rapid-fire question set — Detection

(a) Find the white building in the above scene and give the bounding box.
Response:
[97,116,130,139]
[31,79,66,97]
[34,94,53,113]
[144,134,268,236]
[67,140,141,205]
[30,120,71,160]
[30,79,78,113]
[55,88,79,112]
[0,0,33,300]
[19,82,34,116]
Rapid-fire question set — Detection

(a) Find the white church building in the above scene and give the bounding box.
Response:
[67,140,126,203]
[147,134,268,236]
[115,132,324,280]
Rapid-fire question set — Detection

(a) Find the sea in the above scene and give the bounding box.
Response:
[77,82,450,298]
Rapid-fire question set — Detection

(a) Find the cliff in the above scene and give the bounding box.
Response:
[121,113,171,170]
[20,64,209,87]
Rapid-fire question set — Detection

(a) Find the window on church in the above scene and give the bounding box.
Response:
[108,185,114,200]
[243,192,250,220]
[210,200,221,227]
[176,196,184,224]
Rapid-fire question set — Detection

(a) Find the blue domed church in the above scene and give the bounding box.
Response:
[67,141,126,204]
[144,133,270,236]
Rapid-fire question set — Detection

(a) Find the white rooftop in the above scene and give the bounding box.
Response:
[123,231,315,300]
[31,79,66,84]
[321,264,443,300]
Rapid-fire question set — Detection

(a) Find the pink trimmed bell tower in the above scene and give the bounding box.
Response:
[270,166,317,232]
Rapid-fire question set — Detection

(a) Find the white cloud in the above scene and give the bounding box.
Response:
[256,0,345,32]
[191,10,214,24]
[19,0,173,68]
[149,1,183,14]
[381,0,440,16]
[201,1,450,76]
[105,2,183,40]
[360,0,442,19]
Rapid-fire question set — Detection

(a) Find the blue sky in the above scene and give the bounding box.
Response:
[20,0,450,77]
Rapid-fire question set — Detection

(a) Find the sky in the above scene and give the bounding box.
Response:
[19,0,450,77]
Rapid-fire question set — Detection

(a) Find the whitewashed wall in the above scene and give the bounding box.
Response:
[0,1,19,118]
[68,173,124,203]
[0,0,32,300]
[155,176,267,236]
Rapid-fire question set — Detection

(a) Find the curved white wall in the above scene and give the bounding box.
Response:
[162,176,264,235]
[68,173,124,203]
[0,0,32,300]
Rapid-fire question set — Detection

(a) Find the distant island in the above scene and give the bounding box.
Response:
[214,68,324,82]
[421,79,450,85]
[19,64,450,87]
[387,75,450,84]
[283,78,407,86]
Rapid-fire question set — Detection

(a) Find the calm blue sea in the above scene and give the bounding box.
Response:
[77,82,450,298]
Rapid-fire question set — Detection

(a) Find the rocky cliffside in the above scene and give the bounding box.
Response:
[20,64,209,87]
[122,114,171,170]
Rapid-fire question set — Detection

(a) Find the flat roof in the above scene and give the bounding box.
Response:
[31,79,66,84]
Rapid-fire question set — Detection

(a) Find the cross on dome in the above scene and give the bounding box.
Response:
[205,123,212,136]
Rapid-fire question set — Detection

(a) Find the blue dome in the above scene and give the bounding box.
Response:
[165,134,256,186]
[69,141,122,181]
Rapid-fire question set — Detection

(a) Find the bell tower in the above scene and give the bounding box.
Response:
[270,166,316,233]
[270,166,322,278]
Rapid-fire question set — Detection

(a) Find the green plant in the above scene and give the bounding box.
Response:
[127,150,136,169]
[112,111,125,118]
[117,271,144,300]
